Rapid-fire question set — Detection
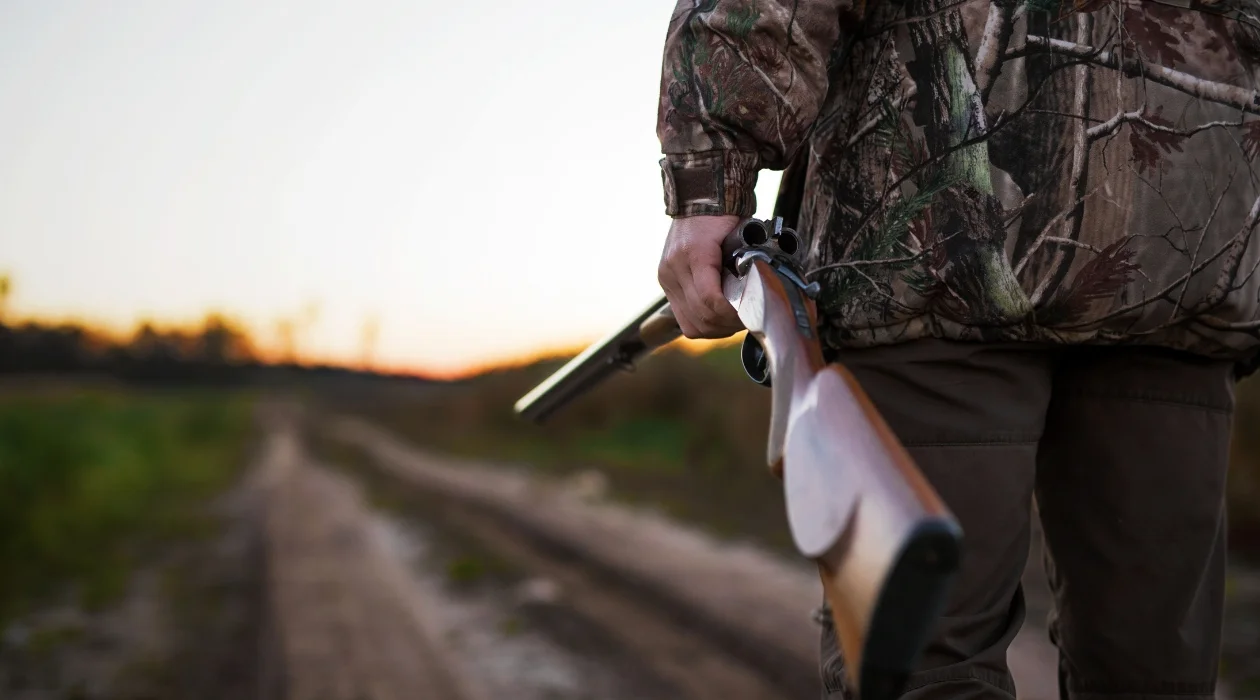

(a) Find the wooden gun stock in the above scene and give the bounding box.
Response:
[730,254,961,699]
[514,218,961,700]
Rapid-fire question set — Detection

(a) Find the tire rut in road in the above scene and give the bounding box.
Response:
[262,429,477,700]
[316,433,822,700]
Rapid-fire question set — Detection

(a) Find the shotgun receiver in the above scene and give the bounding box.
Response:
[513,217,962,700]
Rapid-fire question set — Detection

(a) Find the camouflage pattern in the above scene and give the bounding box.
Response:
[656,0,1260,364]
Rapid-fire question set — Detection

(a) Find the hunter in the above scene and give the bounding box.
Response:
[654,0,1260,698]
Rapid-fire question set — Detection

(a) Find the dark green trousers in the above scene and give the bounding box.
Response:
[817,340,1235,700]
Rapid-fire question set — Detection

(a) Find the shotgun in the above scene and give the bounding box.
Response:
[513,217,962,700]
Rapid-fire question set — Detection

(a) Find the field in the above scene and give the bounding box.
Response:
[322,345,798,552]
[324,343,1260,559]
[3,346,1259,696]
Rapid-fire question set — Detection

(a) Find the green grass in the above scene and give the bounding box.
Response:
[572,417,691,473]
[0,388,255,626]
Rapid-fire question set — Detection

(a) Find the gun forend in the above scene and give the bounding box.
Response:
[513,296,680,423]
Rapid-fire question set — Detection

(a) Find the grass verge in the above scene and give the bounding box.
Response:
[0,388,256,627]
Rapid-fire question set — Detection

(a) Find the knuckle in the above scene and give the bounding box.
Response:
[688,248,715,267]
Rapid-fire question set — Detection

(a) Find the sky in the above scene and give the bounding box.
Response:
[0,1,782,376]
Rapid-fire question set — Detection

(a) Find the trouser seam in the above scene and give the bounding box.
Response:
[1060,393,1232,414]
[900,666,1016,698]
[902,440,1039,447]
[1067,680,1218,695]
[1066,693,1215,700]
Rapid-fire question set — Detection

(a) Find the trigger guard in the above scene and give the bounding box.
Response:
[740,333,771,387]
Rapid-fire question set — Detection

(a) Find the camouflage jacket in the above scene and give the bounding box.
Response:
[656,0,1260,366]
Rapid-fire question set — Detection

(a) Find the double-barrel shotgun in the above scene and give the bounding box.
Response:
[513,217,963,700]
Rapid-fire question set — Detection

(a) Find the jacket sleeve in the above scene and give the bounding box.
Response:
[657,0,844,218]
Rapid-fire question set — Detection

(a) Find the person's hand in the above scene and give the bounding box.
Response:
[657,214,745,339]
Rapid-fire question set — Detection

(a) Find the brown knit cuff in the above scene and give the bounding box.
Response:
[660,151,759,218]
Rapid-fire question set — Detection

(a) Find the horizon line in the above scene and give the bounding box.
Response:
[1,308,742,381]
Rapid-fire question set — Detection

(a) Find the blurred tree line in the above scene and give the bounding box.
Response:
[0,274,409,387]
[0,313,256,383]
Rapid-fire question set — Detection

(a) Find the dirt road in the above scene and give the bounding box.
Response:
[264,406,1260,700]
[4,401,1247,700]
[259,426,483,700]
[263,414,819,699]
[246,405,1068,700]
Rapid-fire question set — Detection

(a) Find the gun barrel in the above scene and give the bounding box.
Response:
[515,217,799,425]
[513,295,679,423]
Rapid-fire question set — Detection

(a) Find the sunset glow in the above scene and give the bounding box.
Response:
[0,1,783,376]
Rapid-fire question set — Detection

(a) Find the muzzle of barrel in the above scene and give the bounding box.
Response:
[775,227,801,257]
